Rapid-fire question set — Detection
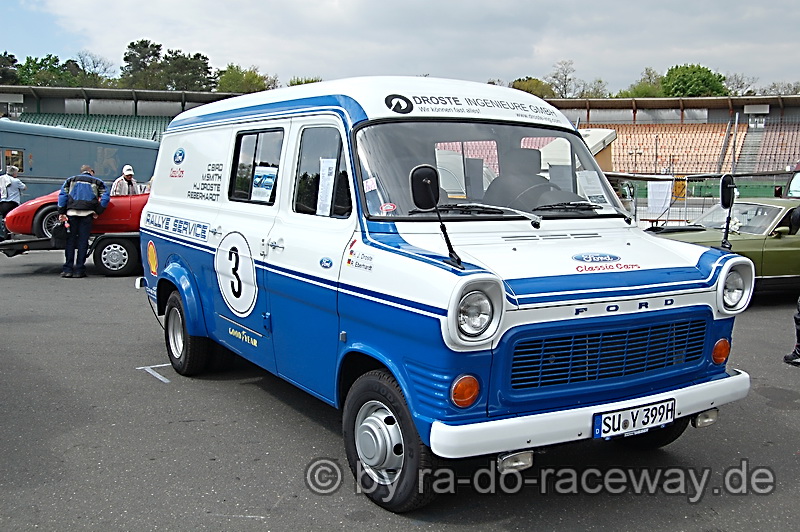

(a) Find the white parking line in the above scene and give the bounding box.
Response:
[136,363,172,383]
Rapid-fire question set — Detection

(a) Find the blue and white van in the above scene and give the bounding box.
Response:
[138,77,754,511]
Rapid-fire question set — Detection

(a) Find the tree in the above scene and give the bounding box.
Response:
[724,72,758,96]
[217,64,278,93]
[616,67,664,98]
[510,77,556,98]
[575,78,609,98]
[546,60,577,98]
[160,50,217,91]
[486,78,508,86]
[758,81,800,96]
[662,64,728,97]
[119,39,164,89]
[0,51,19,85]
[74,50,116,88]
[16,54,77,86]
[288,76,322,86]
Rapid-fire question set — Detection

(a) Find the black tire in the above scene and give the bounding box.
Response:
[92,238,140,276]
[614,416,690,450]
[32,205,60,238]
[164,291,210,376]
[343,369,438,512]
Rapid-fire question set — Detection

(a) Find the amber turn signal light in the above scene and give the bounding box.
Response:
[451,375,480,408]
[712,338,731,364]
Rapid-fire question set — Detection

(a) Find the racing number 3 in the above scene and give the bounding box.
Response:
[214,232,258,317]
[228,246,242,298]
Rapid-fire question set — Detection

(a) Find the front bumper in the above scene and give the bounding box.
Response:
[429,368,749,458]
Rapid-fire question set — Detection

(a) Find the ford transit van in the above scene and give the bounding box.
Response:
[138,77,754,511]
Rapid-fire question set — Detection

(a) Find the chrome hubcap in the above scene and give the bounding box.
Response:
[167,307,184,360]
[355,400,404,484]
[101,244,128,270]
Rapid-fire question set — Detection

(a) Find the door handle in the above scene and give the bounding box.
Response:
[268,240,284,250]
[209,227,222,236]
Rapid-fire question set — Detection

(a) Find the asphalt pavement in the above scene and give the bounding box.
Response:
[1,250,799,531]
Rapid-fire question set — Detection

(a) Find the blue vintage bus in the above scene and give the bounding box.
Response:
[0,119,159,200]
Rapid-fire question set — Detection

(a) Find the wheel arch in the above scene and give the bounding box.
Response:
[336,348,434,447]
[157,258,209,338]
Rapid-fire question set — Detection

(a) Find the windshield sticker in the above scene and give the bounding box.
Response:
[364,177,378,193]
[379,203,397,213]
[577,171,608,204]
[386,93,564,124]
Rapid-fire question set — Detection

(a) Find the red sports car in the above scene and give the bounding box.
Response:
[5,190,148,238]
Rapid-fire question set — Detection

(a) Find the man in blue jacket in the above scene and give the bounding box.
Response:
[57,165,110,278]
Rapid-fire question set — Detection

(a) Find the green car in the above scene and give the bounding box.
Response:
[648,198,800,289]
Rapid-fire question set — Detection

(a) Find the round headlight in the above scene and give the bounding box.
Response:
[723,270,745,308]
[458,291,493,337]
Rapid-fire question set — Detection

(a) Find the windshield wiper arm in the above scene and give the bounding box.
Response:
[532,201,602,211]
[409,203,506,216]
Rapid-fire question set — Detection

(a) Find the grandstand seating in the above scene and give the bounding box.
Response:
[18,113,171,142]
[755,122,800,172]
[585,122,747,175]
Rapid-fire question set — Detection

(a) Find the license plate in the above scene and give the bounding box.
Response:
[593,399,676,438]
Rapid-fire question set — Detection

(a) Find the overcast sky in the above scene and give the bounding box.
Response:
[8,0,799,92]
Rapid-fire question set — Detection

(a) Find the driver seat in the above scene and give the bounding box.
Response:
[482,148,549,206]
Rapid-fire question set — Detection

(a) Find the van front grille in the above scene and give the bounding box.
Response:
[510,319,707,390]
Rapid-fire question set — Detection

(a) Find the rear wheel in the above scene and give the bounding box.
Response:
[343,369,438,512]
[33,205,59,238]
[93,238,140,276]
[164,291,210,376]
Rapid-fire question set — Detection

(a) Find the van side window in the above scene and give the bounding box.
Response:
[230,130,284,204]
[4,149,24,173]
[294,127,351,217]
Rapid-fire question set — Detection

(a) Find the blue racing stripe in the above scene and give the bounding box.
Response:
[167,95,368,131]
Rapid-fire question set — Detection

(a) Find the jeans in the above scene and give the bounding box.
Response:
[62,215,94,274]
[0,201,19,240]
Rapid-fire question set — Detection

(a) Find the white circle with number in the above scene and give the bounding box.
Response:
[214,232,258,318]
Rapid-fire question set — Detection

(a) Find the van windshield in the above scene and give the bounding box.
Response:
[355,121,622,220]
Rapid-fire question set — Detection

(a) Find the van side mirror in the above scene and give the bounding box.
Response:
[720,174,735,210]
[410,165,440,211]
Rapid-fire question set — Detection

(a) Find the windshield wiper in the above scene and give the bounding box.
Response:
[412,203,543,227]
[409,203,506,216]
[532,201,602,211]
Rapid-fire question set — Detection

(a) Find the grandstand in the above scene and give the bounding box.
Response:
[18,113,172,142]
[2,85,799,179]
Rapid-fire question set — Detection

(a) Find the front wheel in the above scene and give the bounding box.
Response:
[164,291,210,376]
[343,369,438,512]
[33,205,59,238]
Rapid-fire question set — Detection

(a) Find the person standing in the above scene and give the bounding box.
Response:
[785,295,800,366]
[57,165,110,278]
[0,165,27,240]
[110,164,139,196]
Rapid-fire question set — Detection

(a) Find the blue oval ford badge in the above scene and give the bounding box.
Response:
[173,148,185,165]
[572,252,621,263]
[319,257,333,269]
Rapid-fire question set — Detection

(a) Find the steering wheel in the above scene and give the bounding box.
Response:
[507,183,561,210]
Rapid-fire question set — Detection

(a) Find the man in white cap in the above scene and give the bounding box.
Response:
[110,164,139,196]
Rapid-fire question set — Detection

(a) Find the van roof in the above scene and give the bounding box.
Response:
[166,76,576,133]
